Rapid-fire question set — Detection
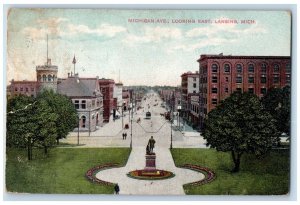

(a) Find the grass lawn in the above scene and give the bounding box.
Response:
[171,148,290,195]
[6,147,131,194]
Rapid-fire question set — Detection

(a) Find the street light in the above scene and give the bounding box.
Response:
[77,115,80,146]
[170,106,173,149]
[130,97,133,149]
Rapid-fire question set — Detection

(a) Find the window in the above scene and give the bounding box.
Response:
[236,64,243,73]
[212,87,218,93]
[48,74,52,82]
[236,76,242,83]
[75,100,79,109]
[212,76,218,83]
[248,76,254,83]
[212,64,218,73]
[81,100,86,109]
[193,83,197,88]
[225,77,229,82]
[38,75,42,81]
[212,98,218,105]
[274,64,280,73]
[92,100,95,107]
[43,75,47,82]
[20,87,23,91]
[286,75,291,83]
[286,64,291,73]
[15,87,18,91]
[193,77,196,81]
[260,88,267,95]
[225,87,229,93]
[224,64,230,73]
[248,64,255,73]
[31,87,34,92]
[81,116,86,128]
[193,91,196,93]
[261,63,267,73]
[273,75,280,83]
[248,88,254,94]
[25,87,29,92]
[236,88,242,92]
[261,76,267,84]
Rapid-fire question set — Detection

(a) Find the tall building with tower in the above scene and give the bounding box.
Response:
[8,36,104,132]
[36,35,58,92]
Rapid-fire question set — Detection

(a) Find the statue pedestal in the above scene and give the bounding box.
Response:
[145,154,156,170]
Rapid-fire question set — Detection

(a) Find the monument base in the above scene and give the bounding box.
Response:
[145,154,156,170]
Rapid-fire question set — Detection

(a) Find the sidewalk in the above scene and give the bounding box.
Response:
[62,92,207,194]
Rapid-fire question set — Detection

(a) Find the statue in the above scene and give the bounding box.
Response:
[146,144,151,155]
[147,136,156,154]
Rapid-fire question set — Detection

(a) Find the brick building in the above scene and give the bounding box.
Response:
[181,71,199,120]
[197,54,291,129]
[9,80,39,97]
[98,78,115,122]
[58,74,104,132]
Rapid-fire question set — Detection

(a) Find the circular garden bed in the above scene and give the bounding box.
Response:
[85,163,120,186]
[179,164,216,186]
[127,169,175,180]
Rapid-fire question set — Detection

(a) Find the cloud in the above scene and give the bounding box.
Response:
[36,17,69,26]
[22,17,126,40]
[173,19,267,52]
[67,23,126,37]
[123,26,182,45]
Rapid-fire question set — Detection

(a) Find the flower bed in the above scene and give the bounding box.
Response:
[179,164,216,186]
[85,163,120,186]
[127,169,175,180]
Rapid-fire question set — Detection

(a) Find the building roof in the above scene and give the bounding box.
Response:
[57,76,102,98]
[198,54,291,62]
[181,71,199,77]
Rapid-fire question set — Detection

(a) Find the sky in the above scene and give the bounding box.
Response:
[6,9,291,86]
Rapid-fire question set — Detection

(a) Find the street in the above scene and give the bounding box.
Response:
[62,91,207,195]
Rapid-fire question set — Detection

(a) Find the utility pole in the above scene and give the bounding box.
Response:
[77,116,80,145]
[130,96,133,149]
[170,105,173,149]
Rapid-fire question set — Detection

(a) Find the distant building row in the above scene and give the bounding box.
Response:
[160,54,291,130]
[7,57,137,133]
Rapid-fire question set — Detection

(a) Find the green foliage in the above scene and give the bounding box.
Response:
[203,92,280,171]
[261,86,290,135]
[37,90,78,143]
[171,148,290,195]
[6,148,131,194]
[7,95,37,148]
[7,90,78,159]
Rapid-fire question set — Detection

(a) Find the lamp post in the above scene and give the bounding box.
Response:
[77,116,80,146]
[130,96,133,149]
[170,106,173,149]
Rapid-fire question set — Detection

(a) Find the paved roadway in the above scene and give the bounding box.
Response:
[62,91,207,195]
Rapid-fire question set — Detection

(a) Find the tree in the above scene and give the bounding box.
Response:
[33,99,58,155]
[7,95,38,160]
[203,92,279,172]
[261,86,291,136]
[37,90,78,145]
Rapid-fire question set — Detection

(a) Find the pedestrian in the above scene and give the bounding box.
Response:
[122,133,125,140]
[114,183,120,194]
[125,132,127,140]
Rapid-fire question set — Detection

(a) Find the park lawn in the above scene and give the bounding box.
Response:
[171,148,290,195]
[6,147,131,194]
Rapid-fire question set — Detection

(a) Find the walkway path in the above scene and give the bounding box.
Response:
[62,91,206,195]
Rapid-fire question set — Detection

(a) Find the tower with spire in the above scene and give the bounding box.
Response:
[36,35,58,92]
